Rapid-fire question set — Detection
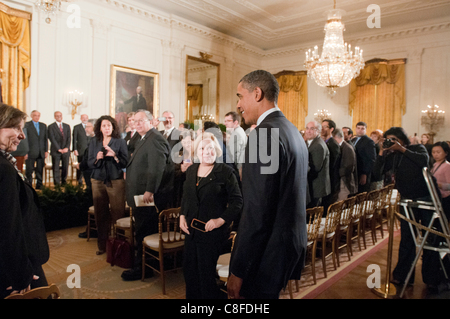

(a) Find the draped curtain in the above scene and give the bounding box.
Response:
[274,70,308,130]
[349,58,406,134]
[186,84,203,122]
[0,3,31,111]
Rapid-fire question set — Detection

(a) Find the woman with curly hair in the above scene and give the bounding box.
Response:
[87,115,128,255]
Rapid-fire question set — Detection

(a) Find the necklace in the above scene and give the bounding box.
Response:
[196,165,214,186]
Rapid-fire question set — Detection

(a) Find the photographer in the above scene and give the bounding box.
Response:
[373,127,444,290]
[88,116,128,255]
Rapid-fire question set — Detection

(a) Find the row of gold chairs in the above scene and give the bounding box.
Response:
[288,184,396,297]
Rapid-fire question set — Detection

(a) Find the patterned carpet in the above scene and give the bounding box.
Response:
[43,225,394,299]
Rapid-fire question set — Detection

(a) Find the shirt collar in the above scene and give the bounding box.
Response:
[256,107,280,126]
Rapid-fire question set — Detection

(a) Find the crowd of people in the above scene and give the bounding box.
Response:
[2,69,450,299]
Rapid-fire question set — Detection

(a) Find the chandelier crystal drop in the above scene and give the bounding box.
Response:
[304,8,365,96]
[35,0,67,24]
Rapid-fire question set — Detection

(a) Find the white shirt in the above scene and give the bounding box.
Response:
[256,107,280,126]
[163,126,175,138]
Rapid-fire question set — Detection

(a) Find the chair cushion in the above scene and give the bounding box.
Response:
[88,206,95,214]
[143,232,185,250]
[217,265,229,279]
[216,253,231,270]
[318,218,335,239]
[115,217,134,228]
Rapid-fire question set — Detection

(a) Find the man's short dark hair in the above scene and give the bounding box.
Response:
[323,119,336,132]
[239,70,279,103]
[225,111,241,124]
[384,127,410,146]
[356,121,367,128]
[343,126,353,136]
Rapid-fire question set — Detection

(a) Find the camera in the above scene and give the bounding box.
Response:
[101,146,108,156]
[158,117,167,122]
[383,138,395,148]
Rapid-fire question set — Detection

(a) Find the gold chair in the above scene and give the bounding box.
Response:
[87,206,97,242]
[305,206,324,285]
[69,152,79,184]
[5,284,60,299]
[43,155,53,187]
[374,186,391,239]
[349,192,367,255]
[316,200,344,278]
[216,231,237,294]
[361,189,381,248]
[335,196,356,267]
[114,204,133,247]
[141,207,185,295]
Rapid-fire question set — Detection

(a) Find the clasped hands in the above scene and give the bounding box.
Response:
[179,215,225,235]
[96,146,116,160]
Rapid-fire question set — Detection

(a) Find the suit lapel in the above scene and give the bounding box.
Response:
[127,129,154,167]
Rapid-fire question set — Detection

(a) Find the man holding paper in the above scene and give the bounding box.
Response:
[122,110,170,281]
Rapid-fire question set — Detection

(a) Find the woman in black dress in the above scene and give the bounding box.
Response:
[180,132,242,299]
[0,104,49,298]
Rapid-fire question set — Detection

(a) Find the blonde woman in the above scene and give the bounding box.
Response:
[180,132,242,299]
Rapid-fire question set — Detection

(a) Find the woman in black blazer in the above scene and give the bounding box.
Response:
[0,104,49,299]
[87,116,128,255]
[180,132,242,299]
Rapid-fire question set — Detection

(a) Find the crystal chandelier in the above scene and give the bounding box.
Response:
[35,0,70,24]
[314,109,332,123]
[421,104,445,135]
[304,2,365,97]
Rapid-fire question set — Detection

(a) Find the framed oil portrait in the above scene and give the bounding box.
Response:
[110,65,159,135]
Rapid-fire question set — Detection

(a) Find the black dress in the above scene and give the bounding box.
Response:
[0,152,49,298]
[181,162,242,299]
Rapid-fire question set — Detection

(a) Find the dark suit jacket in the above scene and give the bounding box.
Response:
[25,121,48,159]
[72,123,88,155]
[339,140,358,195]
[125,128,170,209]
[160,128,181,150]
[326,137,341,194]
[48,122,71,155]
[352,135,376,178]
[181,163,242,243]
[124,94,147,112]
[124,130,141,159]
[0,155,49,296]
[230,110,308,297]
[307,135,331,199]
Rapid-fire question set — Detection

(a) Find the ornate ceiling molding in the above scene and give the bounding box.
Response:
[97,0,450,59]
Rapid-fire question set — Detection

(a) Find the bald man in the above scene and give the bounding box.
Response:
[48,111,71,185]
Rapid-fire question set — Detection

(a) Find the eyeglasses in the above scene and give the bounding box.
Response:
[134,119,149,124]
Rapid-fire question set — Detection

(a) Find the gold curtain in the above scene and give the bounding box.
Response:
[186,84,203,122]
[0,3,31,111]
[274,70,308,130]
[349,58,406,134]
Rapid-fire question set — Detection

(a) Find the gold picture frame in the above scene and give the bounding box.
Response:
[110,65,159,134]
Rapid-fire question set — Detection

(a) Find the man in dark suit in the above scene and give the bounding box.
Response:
[48,111,71,185]
[122,86,147,112]
[351,122,376,193]
[72,114,89,185]
[333,128,358,200]
[305,120,331,209]
[25,110,48,189]
[122,109,170,281]
[228,70,308,299]
[321,119,341,213]
[158,111,181,150]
